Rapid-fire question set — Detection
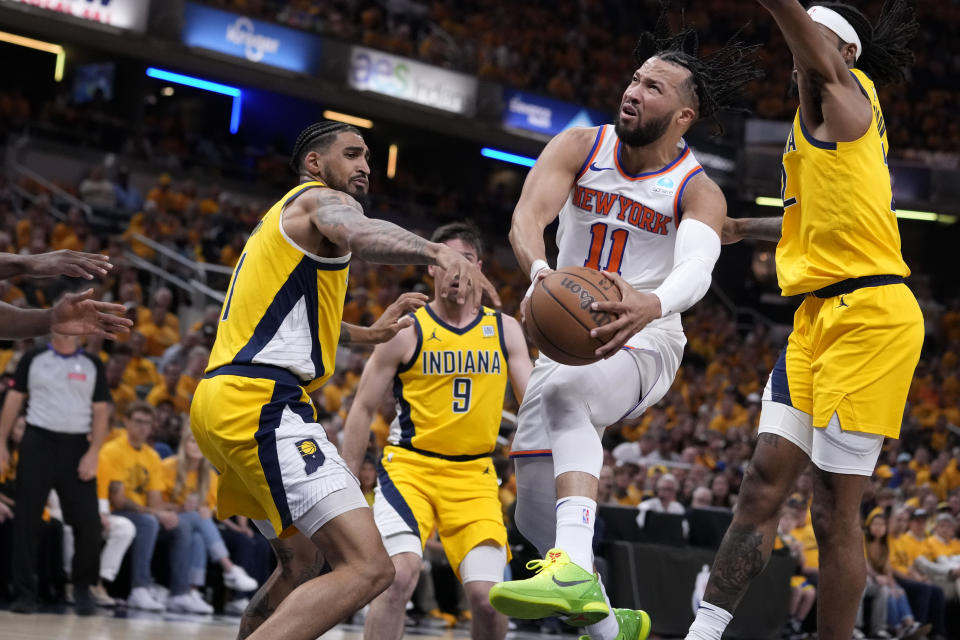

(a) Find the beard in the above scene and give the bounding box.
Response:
[614,110,673,147]
[325,174,370,208]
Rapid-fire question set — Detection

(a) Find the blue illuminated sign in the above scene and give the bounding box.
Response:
[146,67,242,134]
[481,148,536,168]
[181,2,321,74]
[502,89,609,138]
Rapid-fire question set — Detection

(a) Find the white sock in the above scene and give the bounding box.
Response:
[554,496,596,569]
[585,574,618,640]
[686,601,733,640]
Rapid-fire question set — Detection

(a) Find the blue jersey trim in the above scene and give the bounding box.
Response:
[376,460,421,541]
[797,109,837,151]
[423,304,483,335]
[674,166,704,221]
[575,127,605,179]
[770,347,793,407]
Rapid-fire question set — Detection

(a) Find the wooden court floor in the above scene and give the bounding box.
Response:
[0,610,568,640]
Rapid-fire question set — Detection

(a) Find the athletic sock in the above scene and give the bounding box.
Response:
[686,601,733,640]
[554,496,596,570]
[585,574,618,640]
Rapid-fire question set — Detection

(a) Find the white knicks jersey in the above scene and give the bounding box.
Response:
[555,124,704,331]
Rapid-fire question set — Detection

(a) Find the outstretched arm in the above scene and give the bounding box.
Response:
[309,190,500,308]
[502,314,533,403]
[0,250,113,280]
[724,217,783,244]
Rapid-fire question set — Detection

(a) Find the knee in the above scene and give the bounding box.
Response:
[379,557,417,605]
[736,462,789,522]
[113,516,136,542]
[354,548,396,603]
[809,499,859,548]
[541,374,587,421]
[467,586,501,624]
[138,513,160,536]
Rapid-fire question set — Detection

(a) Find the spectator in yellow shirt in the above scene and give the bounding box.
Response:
[920,514,960,601]
[122,332,161,390]
[786,496,818,577]
[105,346,136,424]
[97,402,206,613]
[139,297,180,359]
[176,346,209,398]
[137,287,179,332]
[146,361,191,414]
[160,423,258,606]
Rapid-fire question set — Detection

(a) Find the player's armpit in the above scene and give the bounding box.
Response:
[509,126,597,278]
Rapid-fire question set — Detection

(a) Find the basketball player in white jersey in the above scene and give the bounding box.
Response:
[488,19,760,640]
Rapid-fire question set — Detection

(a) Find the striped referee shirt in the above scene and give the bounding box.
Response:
[13,345,110,435]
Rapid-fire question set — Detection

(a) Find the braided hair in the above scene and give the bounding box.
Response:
[289,120,361,173]
[814,0,917,87]
[632,3,762,132]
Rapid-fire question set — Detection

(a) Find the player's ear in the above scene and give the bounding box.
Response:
[303,150,322,177]
[677,106,696,128]
[427,264,436,278]
[841,42,858,66]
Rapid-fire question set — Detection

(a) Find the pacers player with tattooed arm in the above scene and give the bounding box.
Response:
[685,3,924,640]
[190,120,499,640]
[343,221,532,640]
[488,13,760,640]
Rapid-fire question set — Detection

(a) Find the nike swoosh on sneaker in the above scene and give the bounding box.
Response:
[589,163,613,172]
[552,576,593,588]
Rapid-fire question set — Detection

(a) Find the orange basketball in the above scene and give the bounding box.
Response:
[523,266,622,366]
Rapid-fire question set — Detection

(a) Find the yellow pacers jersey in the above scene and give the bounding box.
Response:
[392,305,509,458]
[777,68,909,296]
[208,181,349,390]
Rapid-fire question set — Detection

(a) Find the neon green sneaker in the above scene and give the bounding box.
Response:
[488,548,609,625]
[577,608,652,639]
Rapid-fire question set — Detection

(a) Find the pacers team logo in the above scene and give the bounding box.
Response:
[295,438,325,475]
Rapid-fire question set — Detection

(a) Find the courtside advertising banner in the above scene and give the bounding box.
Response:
[0,0,151,32]
[347,45,477,116]
[182,2,321,74]
[502,88,608,138]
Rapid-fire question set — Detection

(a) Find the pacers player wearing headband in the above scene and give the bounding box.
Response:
[343,222,532,640]
[190,120,499,640]
[686,3,923,640]
[489,11,760,640]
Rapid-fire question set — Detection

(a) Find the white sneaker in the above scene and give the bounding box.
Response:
[127,586,165,612]
[167,592,213,614]
[225,598,249,616]
[147,584,169,605]
[223,564,258,592]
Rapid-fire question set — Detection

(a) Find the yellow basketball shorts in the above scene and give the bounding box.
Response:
[768,281,923,438]
[191,365,361,538]
[372,445,508,580]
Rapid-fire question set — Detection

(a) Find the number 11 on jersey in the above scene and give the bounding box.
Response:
[584,222,628,273]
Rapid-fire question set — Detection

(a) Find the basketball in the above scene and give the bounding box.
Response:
[524,266,623,366]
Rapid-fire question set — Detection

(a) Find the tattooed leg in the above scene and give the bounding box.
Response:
[701,433,809,613]
[238,535,324,640]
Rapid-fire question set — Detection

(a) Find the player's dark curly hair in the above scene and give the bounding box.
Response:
[633,2,762,132]
[814,0,917,87]
[289,120,361,173]
[431,221,485,257]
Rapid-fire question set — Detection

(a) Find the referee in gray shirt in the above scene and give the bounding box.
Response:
[0,331,111,614]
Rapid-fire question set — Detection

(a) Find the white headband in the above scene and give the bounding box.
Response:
[807,5,862,60]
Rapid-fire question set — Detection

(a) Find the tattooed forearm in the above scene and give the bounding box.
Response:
[739,217,783,242]
[702,524,768,612]
[339,323,353,344]
[312,190,438,265]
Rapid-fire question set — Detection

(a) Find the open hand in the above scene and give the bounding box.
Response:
[436,246,501,310]
[588,271,661,359]
[51,289,133,338]
[367,292,429,343]
[27,250,113,280]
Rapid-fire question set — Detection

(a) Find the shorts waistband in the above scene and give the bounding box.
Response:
[204,363,305,387]
[811,275,904,299]
[390,443,492,462]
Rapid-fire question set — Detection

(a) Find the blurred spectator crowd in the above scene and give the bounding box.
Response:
[207,0,960,161]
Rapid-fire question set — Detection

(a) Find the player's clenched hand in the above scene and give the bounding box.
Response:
[367,292,429,343]
[27,250,113,280]
[51,289,133,339]
[589,271,662,359]
[435,245,501,310]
